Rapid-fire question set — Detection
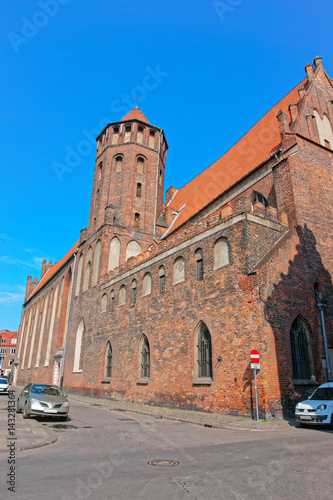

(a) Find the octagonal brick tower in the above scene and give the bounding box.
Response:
[86,107,168,265]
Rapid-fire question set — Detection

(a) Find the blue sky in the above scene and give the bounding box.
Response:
[1,0,332,330]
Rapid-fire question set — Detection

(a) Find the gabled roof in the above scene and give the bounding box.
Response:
[167,77,307,231]
[0,330,18,341]
[121,107,151,124]
[26,240,79,303]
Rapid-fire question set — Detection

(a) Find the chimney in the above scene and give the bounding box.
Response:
[305,62,314,82]
[314,55,322,68]
[298,86,306,100]
[289,101,298,123]
[80,227,87,244]
[277,110,290,136]
[165,186,178,205]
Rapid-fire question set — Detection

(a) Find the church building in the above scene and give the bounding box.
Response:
[14,57,333,418]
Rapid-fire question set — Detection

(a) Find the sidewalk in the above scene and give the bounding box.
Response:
[0,386,295,453]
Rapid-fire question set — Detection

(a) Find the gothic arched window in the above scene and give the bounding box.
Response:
[290,316,314,380]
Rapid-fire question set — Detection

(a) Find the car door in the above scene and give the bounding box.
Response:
[18,383,32,410]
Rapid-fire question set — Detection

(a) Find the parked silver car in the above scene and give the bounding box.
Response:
[0,377,10,394]
[16,383,69,421]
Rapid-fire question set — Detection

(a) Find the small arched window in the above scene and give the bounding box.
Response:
[252,192,268,209]
[173,256,185,284]
[126,240,141,261]
[124,125,131,143]
[196,323,212,379]
[159,266,165,295]
[136,183,142,198]
[149,130,155,148]
[98,162,103,181]
[131,279,137,306]
[110,289,115,312]
[119,285,126,305]
[214,238,229,270]
[142,273,152,296]
[101,293,107,312]
[112,127,119,145]
[290,316,314,380]
[115,155,123,173]
[137,126,144,144]
[134,213,140,228]
[137,156,144,174]
[105,342,112,379]
[195,248,203,281]
[140,335,150,379]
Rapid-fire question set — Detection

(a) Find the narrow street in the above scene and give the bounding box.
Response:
[1,394,332,500]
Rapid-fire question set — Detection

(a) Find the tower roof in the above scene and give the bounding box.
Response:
[121,107,151,124]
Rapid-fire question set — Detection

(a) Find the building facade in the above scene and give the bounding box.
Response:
[14,57,333,418]
[0,330,18,380]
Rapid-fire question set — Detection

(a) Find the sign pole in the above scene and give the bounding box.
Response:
[254,367,259,421]
[250,350,260,421]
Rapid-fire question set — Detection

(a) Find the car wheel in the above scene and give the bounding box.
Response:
[23,404,29,419]
[16,400,22,413]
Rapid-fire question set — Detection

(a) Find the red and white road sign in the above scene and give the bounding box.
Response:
[250,350,260,363]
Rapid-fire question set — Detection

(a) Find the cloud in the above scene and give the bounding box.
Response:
[0,289,25,305]
[0,255,41,270]
[0,233,12,241]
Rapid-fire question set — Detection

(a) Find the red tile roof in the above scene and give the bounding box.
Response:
[168,78,307,231]
[0,330,17,345]
[26,240,79,302]
[121,107,151,124]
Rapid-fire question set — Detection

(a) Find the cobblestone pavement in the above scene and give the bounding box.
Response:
[0,386,296,453]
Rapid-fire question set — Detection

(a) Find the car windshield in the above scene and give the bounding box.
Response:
[31,384,63,396]
[310,387,333,401]
[0,379,8,384]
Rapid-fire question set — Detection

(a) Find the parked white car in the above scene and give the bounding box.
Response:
[295,382,333,428]
[0,377,10,394]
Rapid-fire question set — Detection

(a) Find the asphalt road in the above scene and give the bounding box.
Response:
[0,396,332,500]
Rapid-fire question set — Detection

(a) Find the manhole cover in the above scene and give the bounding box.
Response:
[147,460,180,467]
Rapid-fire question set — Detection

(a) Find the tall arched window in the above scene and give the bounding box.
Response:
[83,247,92,291]
[173,256,185,284]
[137,126,144,144]
[92,239,101,286]
[73,319,85,372]
[140,335,150,379]
[75,254,84,296]
[108,237,120,272]
[290,316,314,380]
[105,342,112,379]
[252,192,268,210]
[195,323,212,379]
[214,238,229,269]
[112,127,119,145]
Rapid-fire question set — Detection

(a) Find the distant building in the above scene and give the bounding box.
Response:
[0,330,18,379]
[14,57,333,418]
